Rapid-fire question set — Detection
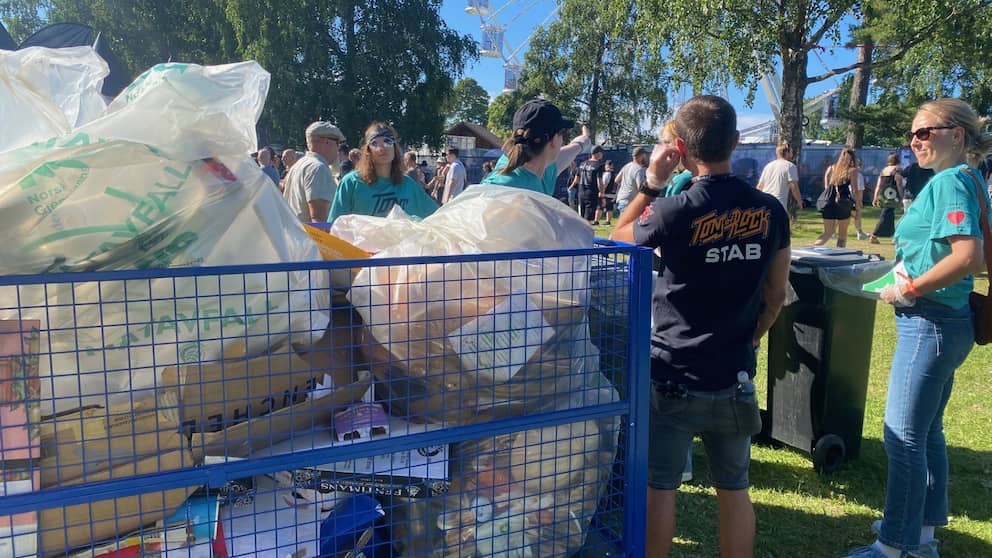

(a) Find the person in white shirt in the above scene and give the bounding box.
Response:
[756,143,802,219]
[442,147,468,204]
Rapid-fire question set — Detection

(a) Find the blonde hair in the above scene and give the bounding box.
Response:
[660,120,686,173]
[829,147,859,187]
[918,98,992,167]
[661,120,678,141]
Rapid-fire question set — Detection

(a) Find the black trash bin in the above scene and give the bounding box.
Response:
[765,246,885,474]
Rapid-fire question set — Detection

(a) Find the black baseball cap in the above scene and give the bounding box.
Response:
[512,99,575,141]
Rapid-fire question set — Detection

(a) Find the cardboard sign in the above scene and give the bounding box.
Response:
[0,320,41,558]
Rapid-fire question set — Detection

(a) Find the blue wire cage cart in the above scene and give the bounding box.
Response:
[0,242,651,558]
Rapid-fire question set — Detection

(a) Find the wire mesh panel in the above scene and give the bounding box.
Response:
[0,244,651,558]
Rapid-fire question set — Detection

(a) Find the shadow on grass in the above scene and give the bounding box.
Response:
[749,437,992,524]
[667,485,992,558]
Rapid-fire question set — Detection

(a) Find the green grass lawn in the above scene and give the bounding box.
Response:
[596,207,992,557]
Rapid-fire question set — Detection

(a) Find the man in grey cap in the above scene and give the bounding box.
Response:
[283,121,344,222]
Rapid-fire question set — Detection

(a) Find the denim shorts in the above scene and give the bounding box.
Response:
[648,380,762,490]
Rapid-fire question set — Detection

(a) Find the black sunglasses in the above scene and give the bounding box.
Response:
[906,125,956,142]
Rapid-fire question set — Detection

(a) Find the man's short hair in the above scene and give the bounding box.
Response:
[673,95,738,163]
[591,145,604,155]
[633,146,649,158]
[446,147,459,156]
[776,143,791,158]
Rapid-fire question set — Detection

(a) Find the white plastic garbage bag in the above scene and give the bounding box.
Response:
[337,186,598,423]
[0,46,110,153]
[0,58,328,415]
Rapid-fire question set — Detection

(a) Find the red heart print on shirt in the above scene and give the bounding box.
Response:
[947,210,966,225]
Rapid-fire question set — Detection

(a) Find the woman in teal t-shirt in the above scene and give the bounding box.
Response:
[845,99,991,558]
[328,123,439,225]
[481,98,592,195]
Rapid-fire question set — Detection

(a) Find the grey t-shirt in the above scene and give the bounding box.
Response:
[615,161,646,207]
[282,152,337,222]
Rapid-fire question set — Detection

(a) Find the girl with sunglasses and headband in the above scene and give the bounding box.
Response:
[327,122,439,225]
[844,99,992,558]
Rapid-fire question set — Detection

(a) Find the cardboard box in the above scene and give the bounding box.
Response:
[39,433,196,556]
[190,370,371,459]
[35,391,197,556]
[261,417,449,499]
[39,392,183,487]
[163,306,363,437]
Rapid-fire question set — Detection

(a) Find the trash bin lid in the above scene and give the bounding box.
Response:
[790,246,874,267]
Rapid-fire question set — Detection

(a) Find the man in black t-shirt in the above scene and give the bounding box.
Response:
[577,146,605,224]
[611,95,791,558]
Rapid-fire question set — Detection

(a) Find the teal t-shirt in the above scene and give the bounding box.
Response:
[481,154,560,195]
[894,164,987,308]
[328,171,439,225]
[664,170,693,197]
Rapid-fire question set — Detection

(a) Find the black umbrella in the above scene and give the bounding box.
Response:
[0,21,16,51]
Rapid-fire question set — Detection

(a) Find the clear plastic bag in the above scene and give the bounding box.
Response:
[0,46,110,153]
[391,381,620,558]
[341,187,598,423]
[0,58,328,415]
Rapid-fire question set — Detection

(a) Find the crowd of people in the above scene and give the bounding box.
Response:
[254,93,988,558]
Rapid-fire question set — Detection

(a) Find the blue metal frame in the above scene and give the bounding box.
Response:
[625,244,653,557]
[0,239,652,557]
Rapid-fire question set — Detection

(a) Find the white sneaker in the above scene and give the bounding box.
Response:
[870,520,940,558]
[857,231,871,241]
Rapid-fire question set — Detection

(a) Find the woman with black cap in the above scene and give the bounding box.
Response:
[328,122,439,225]
[481,98,592,195]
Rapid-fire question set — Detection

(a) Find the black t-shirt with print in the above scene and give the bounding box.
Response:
[633,174,790,391]
[578,159,604,198]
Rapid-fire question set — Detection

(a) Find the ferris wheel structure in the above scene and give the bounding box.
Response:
[465,0,560,93]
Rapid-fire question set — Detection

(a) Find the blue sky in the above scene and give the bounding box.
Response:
[440,0,858,132]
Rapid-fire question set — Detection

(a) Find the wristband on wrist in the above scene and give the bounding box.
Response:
[904,278,923,298]
[639,184,661,198]
[645,175,665,190]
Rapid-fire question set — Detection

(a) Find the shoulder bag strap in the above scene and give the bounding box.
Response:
[960,167,992,290]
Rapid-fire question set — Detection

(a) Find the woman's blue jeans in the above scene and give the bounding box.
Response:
[878,298,974,551]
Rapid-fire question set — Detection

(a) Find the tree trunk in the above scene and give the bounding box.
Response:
[779,45,808,164]
[587,33,607,141]
[846,40,874,148]
[339,1,358,141]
